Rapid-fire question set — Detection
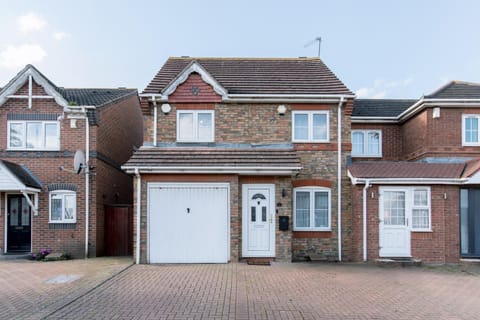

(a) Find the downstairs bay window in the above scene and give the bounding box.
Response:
[294,187,331,231]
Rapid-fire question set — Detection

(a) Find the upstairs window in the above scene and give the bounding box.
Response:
[8,121,60,150]
[351,130,382,157]
[463,115,480,146]
[177,110,214,142]
[49,190,76,223]
[292,111,329,142]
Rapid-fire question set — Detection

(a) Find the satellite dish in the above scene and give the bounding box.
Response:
[73,150,85,174]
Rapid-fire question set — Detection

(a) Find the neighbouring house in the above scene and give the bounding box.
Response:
[349,81,480,263]
[0,65,143,258]
[122,57,355,264]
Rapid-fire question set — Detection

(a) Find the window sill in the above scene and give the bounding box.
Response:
[49,223,76,230]
[7,149,60,152]
[411,229,432,233]
[292,141,329,144]
[351,154,382,158]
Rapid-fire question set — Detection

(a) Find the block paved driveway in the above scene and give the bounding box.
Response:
[40,262,480,320]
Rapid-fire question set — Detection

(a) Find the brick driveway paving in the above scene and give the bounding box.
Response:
[45,262,480,320]
[0,257,132,320]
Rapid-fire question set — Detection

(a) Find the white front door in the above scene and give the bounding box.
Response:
[379,190,411,257]
[242,184,275,257]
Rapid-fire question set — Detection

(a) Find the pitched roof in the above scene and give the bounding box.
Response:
[0,65,137,108]
[425,81,480,99]
[348,161,465,179]
[143,57,353,95]
[352,99,416,117]
[123,147,302,173]
[1,160,42,189]
[57,88,137,107]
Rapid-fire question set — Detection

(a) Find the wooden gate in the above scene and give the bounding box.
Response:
[104,205,133,256]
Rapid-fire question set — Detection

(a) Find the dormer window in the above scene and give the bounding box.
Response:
[8,121,60,151]
[177,110,214,142]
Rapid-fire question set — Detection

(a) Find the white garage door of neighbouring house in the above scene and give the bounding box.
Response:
[148,183,230,263]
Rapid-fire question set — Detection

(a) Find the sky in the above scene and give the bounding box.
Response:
[0,0,479,99]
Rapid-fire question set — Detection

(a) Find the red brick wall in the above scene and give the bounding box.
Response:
[94,94,143,256]
[351,123,403,160]
[0,91,88,257]
[351,184,460,263]
[0,81,142,258]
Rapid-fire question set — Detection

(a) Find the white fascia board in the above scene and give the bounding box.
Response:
[122,166,302,175]
[162,62,228,99]
[351,117,399,124]
[397,99,480,122]
[0,66,68,108]
[349,177,466,185]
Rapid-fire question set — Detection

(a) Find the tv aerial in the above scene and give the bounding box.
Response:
[304,37,322,57]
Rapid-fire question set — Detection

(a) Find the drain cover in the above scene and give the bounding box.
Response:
[45,274,82,284]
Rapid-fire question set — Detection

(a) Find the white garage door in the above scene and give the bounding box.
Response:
[148,183,229,263]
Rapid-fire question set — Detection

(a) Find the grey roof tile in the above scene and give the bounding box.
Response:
[143,57,353,95]
[352,99,416,117]
[425,81,480,99]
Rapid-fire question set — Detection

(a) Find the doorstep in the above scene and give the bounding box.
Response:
[0,253,30,260]
[375,258,422,268]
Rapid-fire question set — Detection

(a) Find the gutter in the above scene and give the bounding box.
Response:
[135,168,141,264]
[139,93,356,104]
[122,166,302,175]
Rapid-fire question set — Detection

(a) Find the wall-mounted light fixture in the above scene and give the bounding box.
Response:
[277,105,286,115]
[433,107,441,119]
[161,103,172,114]
[282,188,287,198]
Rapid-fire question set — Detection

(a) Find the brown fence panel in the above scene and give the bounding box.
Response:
[104,205,133,256]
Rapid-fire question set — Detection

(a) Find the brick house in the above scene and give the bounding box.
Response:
[122,57,355,264]
[0,65,143,258]
[348,81,480,263]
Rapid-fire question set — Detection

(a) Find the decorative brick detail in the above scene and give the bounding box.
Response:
[47,183,77,191]
[7,113,60,121]
[292,179,332,188]
[169,73,222,103]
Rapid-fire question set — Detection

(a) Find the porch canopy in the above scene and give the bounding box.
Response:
[122,147,302,175]
[0,160,42,213]
[348,160,480,185]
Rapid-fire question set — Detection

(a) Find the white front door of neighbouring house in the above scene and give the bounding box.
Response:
[242,184,275,257]
[379,189,411,257]
[148,183,230,263]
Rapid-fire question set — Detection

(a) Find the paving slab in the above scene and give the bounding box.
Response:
[45,262,480,320]
[0,257,132,320]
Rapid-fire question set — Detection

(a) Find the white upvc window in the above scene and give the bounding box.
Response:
[293,187,331,231]
[380,187,431,231]
[177,110,214,142]
[462,114,480,146]
[292,111,329,142]
[8,121,60,150]
[351,130,382,157]
[49,190,76,223]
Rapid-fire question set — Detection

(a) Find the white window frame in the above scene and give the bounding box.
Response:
[351,129,382,157]
[380,186,431,232]
[176,110,215,142]
[49,190,77,223]
[462,114,480,146]
[7,120,60,151]
[293,187,331,231]
[292,111,330,143]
